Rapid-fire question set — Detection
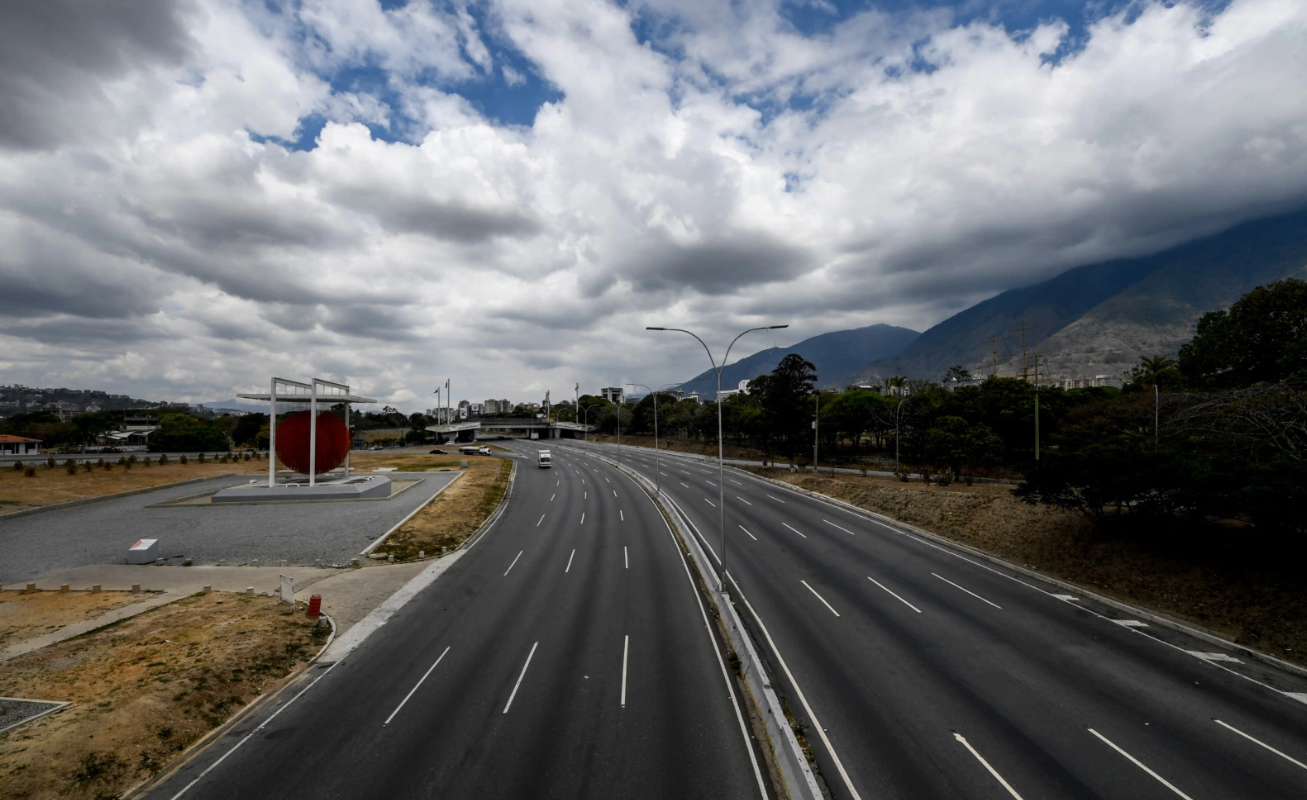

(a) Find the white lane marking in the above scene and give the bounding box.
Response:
[661,470,669,476]
[680,481,690,488]
[739,524,757,541]
[1214,719,1307,771]
[581,512,585,525]
[613,489,618,497]
[730,574,860,800]
[620,509,624,521]
[383,646,451,726]
[736,496,752,506]
[166,661,341,800]
[1113,620,1149,628]
[767,494,786,503]
[565,549,576,573]
[582,479,586,484]
[1286,693,1307,705]
[536,514,545,527]
[550,493,555,502]
[605,477,610,483]
[868,576,922,613]
[705,497,717,508]
[1052,594,1080,602]
[823,519,856,535]
[624,546,629,569]
[621,635,630,707]
[556,479,559,485]
[1088,728,1195,799]
[1187,651,1243,664]
[706,480,716,486]
[783,522,807,539]
[504,550,524,576]
[801,580,840,617]
[503,641,539,714]
[954,733,1024,799]
[931,573,1002,609]
[730,479,743,485]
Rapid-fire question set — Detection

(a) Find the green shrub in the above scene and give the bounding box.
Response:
[11,461,21,471]
[46,456,55,469]
[23,466,36,478]
[142,457,151,467]
[197,453,206,464]
[158,454,169,465]
[179,455,188,465]
[82,462,93,473]
[66,462,78,475]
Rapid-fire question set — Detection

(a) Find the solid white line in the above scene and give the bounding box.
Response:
[565,549,575,573]
[705,497,717,508]
[503,641,539,714]
[730,574,860,800]
[624,546,629,569]
[783,522,807,539]
[384,646,451,726]
[739,524,757,541]
[801,580,840,617]
[536,514,545,527]
[955,733,1024,799]
[736,496,752,506]
[1214,719,1307,771]
[767,494,786,503]
[931,573,1002,609]
[580,512,585,525]
[504,550,523,576]
[167,661,341,800]
[868,576,922,613]
[1088,728,1194,799]
[621,635,629,707]
[824,519,856,535]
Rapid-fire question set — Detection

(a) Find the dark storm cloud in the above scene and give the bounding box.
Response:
[0,315,167,345]
[630,233,812,296]
[0,0,196,150]
[333,188,541,243]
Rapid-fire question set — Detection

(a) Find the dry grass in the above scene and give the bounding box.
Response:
[754,468,1307,668]
[0,592,325,799]
[373,457,512,561]
[0,592,146,650]
[0,457,265,515]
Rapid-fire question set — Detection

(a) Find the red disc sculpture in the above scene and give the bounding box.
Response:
[275,411,350,475]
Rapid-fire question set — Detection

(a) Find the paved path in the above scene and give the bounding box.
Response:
[144,438,771,800]
[575,440,1307,800]
[0,472,459,583]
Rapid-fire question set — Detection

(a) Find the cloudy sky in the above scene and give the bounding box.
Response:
[2,0,1305,410]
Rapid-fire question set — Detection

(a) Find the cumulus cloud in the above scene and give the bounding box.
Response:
[1,0,1305,408]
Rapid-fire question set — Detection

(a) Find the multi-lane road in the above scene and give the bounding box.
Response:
[569,440,1307,800]
[146,444,770,799]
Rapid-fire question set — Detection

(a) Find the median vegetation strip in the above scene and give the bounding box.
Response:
[0,592,325,800]
[753,468,1307,669]
[357,453,511,561]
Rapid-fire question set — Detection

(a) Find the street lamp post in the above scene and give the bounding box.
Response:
[627,381,682,495]
[646,324,788,591]
[579,403,603,442]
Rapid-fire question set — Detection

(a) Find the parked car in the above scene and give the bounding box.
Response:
[429,449,447,454]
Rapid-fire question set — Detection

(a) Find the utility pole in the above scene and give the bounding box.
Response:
[1008,320,1040,382]
[1155,383,1160,447]
[980,335,1010,378]
[813,394,819,473]
[1033,354,1041,460]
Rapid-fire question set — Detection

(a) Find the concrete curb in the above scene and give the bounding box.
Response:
[566,445,822,800]
[457,458,516,553]
[359,472,462,556]
[119,610,337,800]
[0,473,240,521]
[742,467,1307,682]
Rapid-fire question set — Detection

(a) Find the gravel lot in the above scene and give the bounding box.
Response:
[0,472,459,583]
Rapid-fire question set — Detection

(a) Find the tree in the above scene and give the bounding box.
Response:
[943,365,971,384]
[1179,278,1307,388]
[72,412,116,446]
[921,416,1002,477]
[231,413,269,447]
[1128,355,1182,389]
[759,354,818,460]
[149,414,230,452]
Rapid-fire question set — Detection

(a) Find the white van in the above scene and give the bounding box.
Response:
[538,450,552,468]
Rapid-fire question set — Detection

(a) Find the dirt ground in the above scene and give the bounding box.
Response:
[371,455,511,561]
[0,457,265,515]
[0,593,147,650]
[0,592,325,800]
[753,468,1307,669]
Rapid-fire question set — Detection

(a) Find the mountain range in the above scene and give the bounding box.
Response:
[680,206,1307,390]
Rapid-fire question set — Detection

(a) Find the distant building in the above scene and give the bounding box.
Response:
[1060,374,1124,390]
[483,399,500,415]
[601,387,624,404]
[0,435,41,456]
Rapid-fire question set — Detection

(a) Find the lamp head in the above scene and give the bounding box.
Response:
[769,324,789,329]
[646,326,666,330]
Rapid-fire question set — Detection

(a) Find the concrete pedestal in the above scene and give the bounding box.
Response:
[212,475,392,504]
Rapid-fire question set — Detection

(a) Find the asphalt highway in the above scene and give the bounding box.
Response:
[145,445,770,800]
[571,440,1307,800]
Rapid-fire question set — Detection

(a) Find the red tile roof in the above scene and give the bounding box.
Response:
[0,435,41,443]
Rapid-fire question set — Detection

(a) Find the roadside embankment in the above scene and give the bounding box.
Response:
[750,467,1307,669]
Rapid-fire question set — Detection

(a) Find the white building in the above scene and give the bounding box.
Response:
[0,435,42,456]
[601,387,624,404]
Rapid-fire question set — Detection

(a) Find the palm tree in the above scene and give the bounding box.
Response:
[885,375,908,397]
[1133,355,1178,386]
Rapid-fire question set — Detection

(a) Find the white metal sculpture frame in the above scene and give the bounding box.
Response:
[240,378,376,489]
